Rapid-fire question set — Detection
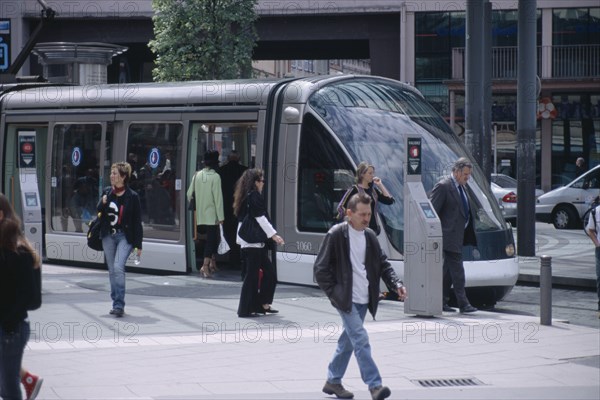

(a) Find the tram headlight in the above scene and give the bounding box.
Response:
[505,243,515,257]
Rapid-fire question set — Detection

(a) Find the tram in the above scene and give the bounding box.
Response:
[0,75,517,305]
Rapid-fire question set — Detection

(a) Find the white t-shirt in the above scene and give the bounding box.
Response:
[585,205,600,242]
[348,224,369,305]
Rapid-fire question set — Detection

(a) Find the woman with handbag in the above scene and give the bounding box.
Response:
[98,162,143,318]
[233,169,284,318]
[187,150,224,278]
[0,196,43,400]
[336,161,394,235]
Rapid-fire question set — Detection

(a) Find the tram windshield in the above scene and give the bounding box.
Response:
[307,78,507,254]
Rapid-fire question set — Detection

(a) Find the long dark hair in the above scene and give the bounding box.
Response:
[0,193,16,220]
[0,193,41,267]
[233,168,264,217]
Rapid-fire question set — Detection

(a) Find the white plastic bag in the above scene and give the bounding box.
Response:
[217,224,230,255]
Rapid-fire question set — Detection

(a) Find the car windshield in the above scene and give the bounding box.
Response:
[308,79,507,252]
[492,174,517,188]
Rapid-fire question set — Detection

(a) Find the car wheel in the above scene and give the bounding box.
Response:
[552,206,578,229]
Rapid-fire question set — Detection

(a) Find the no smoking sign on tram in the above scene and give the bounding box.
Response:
[407,137,422,175]
[18,133,36,168]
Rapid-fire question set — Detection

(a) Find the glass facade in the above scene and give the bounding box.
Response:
[553,8,600,46]
[415,7,598,191]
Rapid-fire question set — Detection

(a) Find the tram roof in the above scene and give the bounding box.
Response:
[0,75,421,111]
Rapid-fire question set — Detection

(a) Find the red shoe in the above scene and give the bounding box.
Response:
[22,372,43,400]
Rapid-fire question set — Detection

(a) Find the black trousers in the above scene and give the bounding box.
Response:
[196,224,220,258]
[442,250,470,308]
[237,247,277,316]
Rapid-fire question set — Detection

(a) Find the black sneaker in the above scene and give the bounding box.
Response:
[112,308,124,317]
[322,381,354,399]
[369,385,391,400]
[460,305,478,313]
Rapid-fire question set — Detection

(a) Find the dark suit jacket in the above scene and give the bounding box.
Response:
[429,176,476,253]
[218,161,248,219]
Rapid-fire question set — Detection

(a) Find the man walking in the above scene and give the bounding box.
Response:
[429,157,478,313]
[314,193,407,400]
[584,196,600,317]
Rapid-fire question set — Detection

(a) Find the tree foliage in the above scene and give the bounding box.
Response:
[149,0,258,81]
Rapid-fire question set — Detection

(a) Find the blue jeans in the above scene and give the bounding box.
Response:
[0,320,30,400]
[328,303,382,390]
[102,232,132,311]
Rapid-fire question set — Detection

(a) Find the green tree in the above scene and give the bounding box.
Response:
[149,0,258,81]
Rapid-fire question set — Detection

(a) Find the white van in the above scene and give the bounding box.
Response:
[536,165,600,229]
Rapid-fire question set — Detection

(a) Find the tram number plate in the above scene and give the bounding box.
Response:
[296,241,312,252]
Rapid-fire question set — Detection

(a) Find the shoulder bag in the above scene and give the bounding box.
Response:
[87,211,104,251]
[87,188,111,251]
[238,193,268,243]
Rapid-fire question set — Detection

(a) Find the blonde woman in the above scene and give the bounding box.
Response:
[98,162,143,318]
[337,162,394,235]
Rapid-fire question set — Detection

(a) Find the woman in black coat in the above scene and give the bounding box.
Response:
[233,169,284,318]
[0,200,41,400]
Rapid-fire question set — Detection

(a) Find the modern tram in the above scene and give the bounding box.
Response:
[0,75,517,305]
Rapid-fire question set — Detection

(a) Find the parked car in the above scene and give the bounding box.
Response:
[491,182,517,224]
[536,165,600,229]
[490,174,544,225]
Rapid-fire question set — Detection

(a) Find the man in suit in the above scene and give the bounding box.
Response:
[429,158,478,313]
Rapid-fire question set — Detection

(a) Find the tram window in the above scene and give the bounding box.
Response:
[297,114,353,232]
[127,123,183,240]
[190,122,255,169]
[50,124,102,233]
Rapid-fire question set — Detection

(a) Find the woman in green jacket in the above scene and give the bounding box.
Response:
[187,150,224,278]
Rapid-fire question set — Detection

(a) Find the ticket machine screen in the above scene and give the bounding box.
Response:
[420,202,436,219]
[25,192,38,207]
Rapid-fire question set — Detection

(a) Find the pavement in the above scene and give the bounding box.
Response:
[517,223,597,289]
[22,223,599,400]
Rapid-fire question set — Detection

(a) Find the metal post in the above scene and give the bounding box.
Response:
[465,0,483,164]
[516,0,537,256]
[482,0,492,182]
[540,255,552,326]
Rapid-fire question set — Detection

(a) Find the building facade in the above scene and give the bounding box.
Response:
[1,1,598,191]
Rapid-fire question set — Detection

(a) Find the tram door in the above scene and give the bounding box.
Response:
[46,121,111,263]
[186,118,259,273]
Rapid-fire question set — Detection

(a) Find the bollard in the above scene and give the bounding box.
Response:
[540,255,552,326]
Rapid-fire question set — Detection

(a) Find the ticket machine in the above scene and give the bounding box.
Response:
[18,131,43,253]
[403,135,443,316]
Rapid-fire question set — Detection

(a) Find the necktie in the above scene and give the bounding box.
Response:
[458,185,470,220]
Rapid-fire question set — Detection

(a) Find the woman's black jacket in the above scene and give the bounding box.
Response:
[0,249,35,332]
[97,187,143,249]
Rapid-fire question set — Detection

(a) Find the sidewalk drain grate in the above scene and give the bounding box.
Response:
[413,378,485,388]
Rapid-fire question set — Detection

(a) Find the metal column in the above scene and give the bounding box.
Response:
[517,0,538,256]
